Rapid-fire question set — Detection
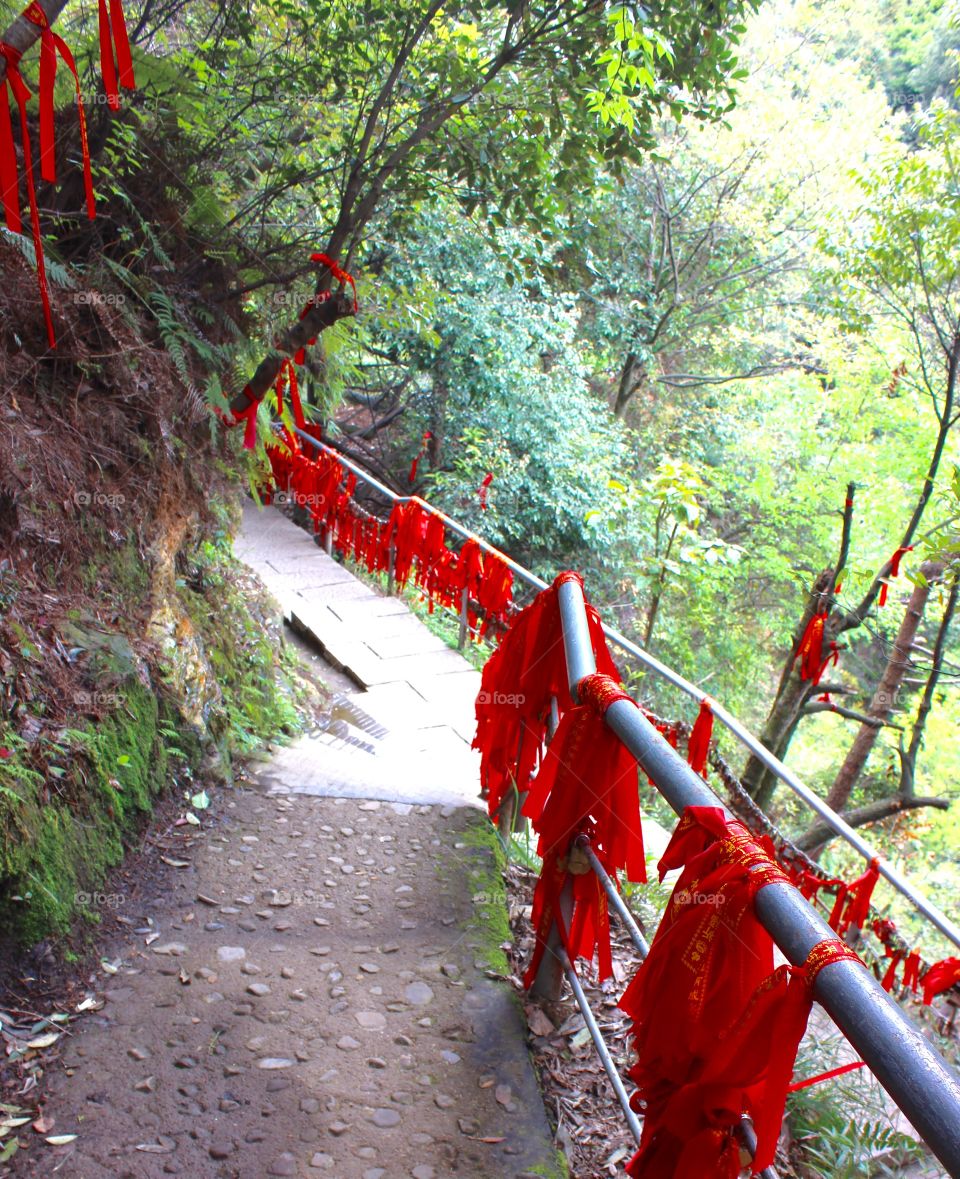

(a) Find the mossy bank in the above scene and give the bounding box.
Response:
[0,505,304,949]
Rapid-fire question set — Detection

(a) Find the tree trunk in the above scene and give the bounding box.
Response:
[823,560,941,814]
[613,351,646,418]
[741,568,834,807]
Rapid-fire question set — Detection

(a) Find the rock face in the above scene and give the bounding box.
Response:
[0,494,309,945]
[18,794,564,1178]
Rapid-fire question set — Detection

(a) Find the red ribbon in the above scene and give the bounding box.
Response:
[228,387,258,449]
[787,1060,866,1093]
[795,610,827,681]
[687,698,713,777]
[619,812,863,1177]
[408,430,431,483]
[98,0,136,112]
[310,252,358,311]
[902,950,921,993]
[522,673,645,985]
[473,572,618,819]
[478,472,493,510]
[834,857,881,936]
[23,2,95,219]
[879,545,913,607]
[275,359,306,430]
[921,956,960,1005]
[293,289,329,364]
[0,41,55,347]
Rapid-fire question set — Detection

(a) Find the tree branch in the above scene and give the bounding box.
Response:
[801,701,895,728]
[795,793,952,853]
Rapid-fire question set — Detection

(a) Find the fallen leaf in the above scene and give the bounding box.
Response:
[469,1136,506,1144]
[190,789,210,810]
[525,1007,556,1037]
[45,1134,77,1145]
[571,1026,592,1049]
[160,856,190,868]
[27,1033,59,1049]
[32,1115,53,1134]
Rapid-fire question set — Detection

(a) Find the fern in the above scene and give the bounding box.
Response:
[112,187,175,270]
[2,228,76,289]
[788,1033,928,1176]
[148,289,191,382]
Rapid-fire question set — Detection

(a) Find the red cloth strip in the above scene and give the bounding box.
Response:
[275,359,306,430]
[787,1060,866,1093]
[795,611,827,681]
[98,0,136,112]
[23,2,96,219]
[0,42,55,347]
[0,73,21,233]
[687,697,713,777]
[879,544,913,607]
[408,430,431,483]
[310,252,358,311]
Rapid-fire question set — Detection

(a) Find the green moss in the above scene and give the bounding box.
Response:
[0,681,179,945]
[454,814,514,974]
[521,1162,570,1179]
[178,534,302,754]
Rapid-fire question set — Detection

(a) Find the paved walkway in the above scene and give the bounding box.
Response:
[234,501,481,810]
[5,502,561,1179]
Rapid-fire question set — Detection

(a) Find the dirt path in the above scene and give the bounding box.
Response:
[7,789,558,1178]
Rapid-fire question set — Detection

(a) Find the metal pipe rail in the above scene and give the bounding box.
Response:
[551,576,960,1176]
[564,838,778,1176]
[558,944,643,1145]
[278,425,960,952]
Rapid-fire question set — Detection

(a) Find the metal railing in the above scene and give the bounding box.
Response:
[537,578,960,1176]
[281,424,960,954]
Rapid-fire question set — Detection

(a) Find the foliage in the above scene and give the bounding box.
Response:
[787,1033,927,1176]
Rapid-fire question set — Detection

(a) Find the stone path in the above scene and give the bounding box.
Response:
[234,501,481,810]
[5,502,562,1178]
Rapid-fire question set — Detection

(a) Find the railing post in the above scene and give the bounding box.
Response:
[458,586,469,648]
[496,788,516,838]
[387,542,396,596]
[529,875,573,1002]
